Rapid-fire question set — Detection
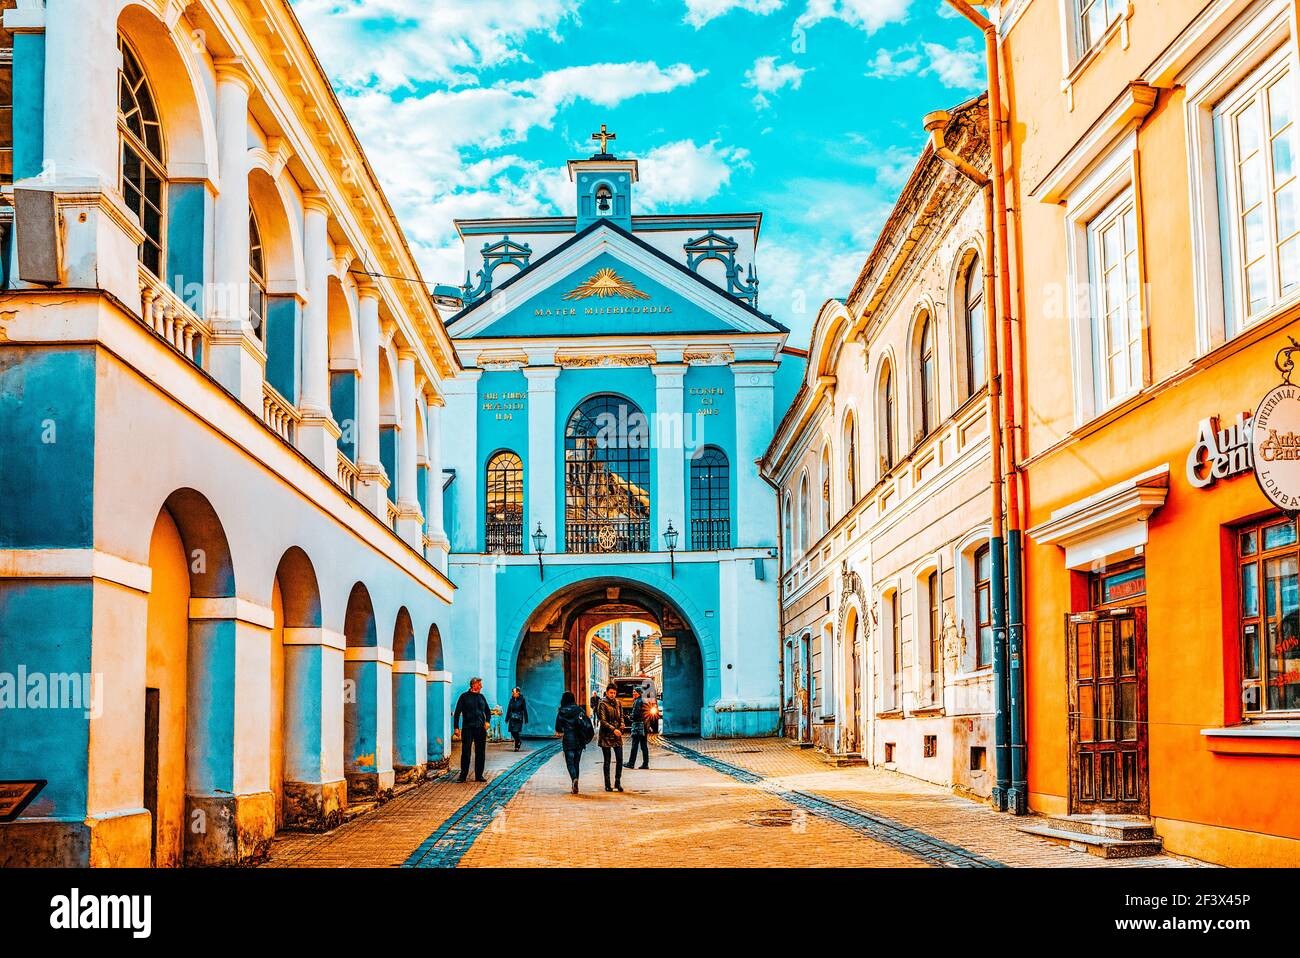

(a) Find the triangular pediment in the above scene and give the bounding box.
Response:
[447,220,784,340]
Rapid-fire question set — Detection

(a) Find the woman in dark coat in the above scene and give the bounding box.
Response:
[555,690,590,794]
[596,683,625,792]
[506,687,529,751]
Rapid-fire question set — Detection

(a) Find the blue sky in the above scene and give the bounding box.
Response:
[290,0,986,344]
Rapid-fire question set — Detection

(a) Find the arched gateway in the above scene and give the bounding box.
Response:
[505,575,711,737]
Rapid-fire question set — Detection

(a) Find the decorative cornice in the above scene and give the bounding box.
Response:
[556,352,656,368]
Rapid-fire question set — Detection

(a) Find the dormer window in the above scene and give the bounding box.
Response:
[595,184,613,216]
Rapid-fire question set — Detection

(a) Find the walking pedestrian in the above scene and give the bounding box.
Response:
[506,687,529,751]
[596,683,624,792]
[452,677,491,783]
[626,687,650,769]
[555,690,594,794]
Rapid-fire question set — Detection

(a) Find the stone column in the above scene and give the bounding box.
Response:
[732,362,778,548]
[426,670,453,765]
[281,628,346,829]
[424,393,451,570]
[355,286,390,514]
[297,194,341,469]
[523,365,560,552]
[652,363,688,550]
[395,350,425,547]
[392,659,429,783]
[443,372,481,552]
[205,60,266,411]
[184,598,276,865]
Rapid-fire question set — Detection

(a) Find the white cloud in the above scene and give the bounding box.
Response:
[633,140,753,209]
[498,62,706,109]
[864,39,983,88]
[683,0,785,29]
[744,55,809,110]
[796,0,913,34]
[289,0,583,92]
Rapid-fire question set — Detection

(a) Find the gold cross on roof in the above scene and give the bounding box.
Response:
[591,124,616,154]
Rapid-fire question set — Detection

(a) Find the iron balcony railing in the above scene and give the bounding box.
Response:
[565,518,650,554]
[690,517,731,551]
[485,517,524,554]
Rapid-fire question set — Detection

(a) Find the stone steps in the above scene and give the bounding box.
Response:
[1017,815,1164,859]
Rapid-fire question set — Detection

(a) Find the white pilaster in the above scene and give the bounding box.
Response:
[523,365,560,552]
[443,372,481,553]
[206,60,265,411]
[42,0,114,187]
[653,363,688,547]
[425,392,450,571]
[732,362,778,548]
[395,350,424,547]
[356,286,389,515]
[297,193,341,470]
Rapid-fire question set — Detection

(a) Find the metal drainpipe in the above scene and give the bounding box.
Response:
[941,0,1028,814]
[923,109,1010,810]
[761,465,789,738]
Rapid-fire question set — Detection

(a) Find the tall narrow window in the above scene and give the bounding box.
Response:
[249,211,267,342]
[1237,515,1300,714]
[0,4,13,187]
[918,316,938,439]
[928,571,942,702]
[118,37,165,277]
[880,364,896,474]
[564,395,651,553]
[842,412,857,510]
[690,445,730,550]
[782,494,794,567]
[798,472,811,553]
[891,594,902,709]
[1215,50,1300,333]
[975,544,993,668]
[485,451,524,553]
[819,445,832,533]
[964,256,987,395]
[1088,191,1142,406]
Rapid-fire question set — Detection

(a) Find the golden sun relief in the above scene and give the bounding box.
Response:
[561,267,652,301]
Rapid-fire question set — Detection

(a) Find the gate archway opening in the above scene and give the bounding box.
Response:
[512,577,703,737]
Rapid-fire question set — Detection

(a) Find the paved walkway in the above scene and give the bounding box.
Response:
[261,736,1206,868]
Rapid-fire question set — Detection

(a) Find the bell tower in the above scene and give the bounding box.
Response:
[570,124,638,232]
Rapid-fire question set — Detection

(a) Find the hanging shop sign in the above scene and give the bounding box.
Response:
[1252,337,1300,511]
[1187,412,1253,489]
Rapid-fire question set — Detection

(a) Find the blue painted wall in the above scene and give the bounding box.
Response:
[165,182,206,305]
[0,580,93,820]
[12,32,43,181]
[330,369,357,461]
[380,426,397,504]
[575,169,632,231]
[475,368,528,551]
[662,632,703,735]
[0,347,95,548]
[265,297,301,404]
[683,364,738,548]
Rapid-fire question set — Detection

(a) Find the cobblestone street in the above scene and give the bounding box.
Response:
[262,738,1206,868]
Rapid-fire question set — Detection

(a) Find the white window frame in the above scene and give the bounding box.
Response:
[1087,188,1143,408]
[1063,134,1142,425]
[912,558,944,707]
[1182,0,1296,354]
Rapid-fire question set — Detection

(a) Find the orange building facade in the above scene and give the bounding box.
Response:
[997,0,1300,865]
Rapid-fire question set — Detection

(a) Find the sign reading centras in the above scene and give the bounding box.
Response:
[1187,412,1253,488]
[1253,383,1300,509]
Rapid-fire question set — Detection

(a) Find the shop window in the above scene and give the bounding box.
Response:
[1214,48,1300,335]
[1237,515,1300,715]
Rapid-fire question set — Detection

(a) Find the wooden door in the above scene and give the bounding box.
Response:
[851,628,862,753]
[1066,609,1148,815]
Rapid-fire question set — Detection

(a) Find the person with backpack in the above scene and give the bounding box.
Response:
[555,690,593,794]
[627,687,650,769]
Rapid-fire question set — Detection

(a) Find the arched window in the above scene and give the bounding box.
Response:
[975,543,993,668]
[595,184,613,216]
[842,412,857,511]
[118,37,165,277]
[918,315,938,439]
[690,445,730,550]
[485,450,524,553]
[798,472,811,553]
[782,493,794,567]
[565,395,651,553]
[819,444,832,533]
[249,211,267,342]
[880,364,896,474]
[964,256,987,394]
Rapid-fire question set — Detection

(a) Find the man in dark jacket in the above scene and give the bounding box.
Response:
[505,687,528,751]
[627,687,650,769]
[596,683,624,792]
[453,677,492,782]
